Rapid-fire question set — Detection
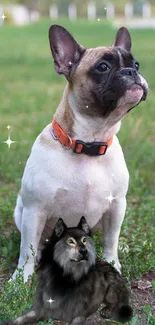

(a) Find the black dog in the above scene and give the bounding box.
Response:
[2,217,132,325]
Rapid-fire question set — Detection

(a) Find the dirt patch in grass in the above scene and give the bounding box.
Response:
[131,269,155,324]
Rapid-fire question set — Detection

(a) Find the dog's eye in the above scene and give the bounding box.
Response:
[135,61,139,71]
[67,238,76,245]
[81,237,87,244]
[96,62,109,73]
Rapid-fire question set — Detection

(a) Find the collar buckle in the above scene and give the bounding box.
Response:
[74,140,108,156]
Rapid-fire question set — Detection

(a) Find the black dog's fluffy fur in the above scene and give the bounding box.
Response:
[1,217,133,325]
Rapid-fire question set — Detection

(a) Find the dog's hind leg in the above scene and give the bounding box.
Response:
[102,197,127,273]
[70,317,85,325]
[13,192,23,232]
[11,205,48,282]
[1,310,44,325]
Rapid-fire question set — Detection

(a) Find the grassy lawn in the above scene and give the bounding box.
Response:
[0,19,155,324]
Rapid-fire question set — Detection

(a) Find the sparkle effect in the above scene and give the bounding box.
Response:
[105,194,115,204]
[47,297,55,304]
[1,14,6,20]
[97,18,100,21]
[3,126,16,149]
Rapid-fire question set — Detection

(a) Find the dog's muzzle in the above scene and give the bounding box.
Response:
[120,67,148,101]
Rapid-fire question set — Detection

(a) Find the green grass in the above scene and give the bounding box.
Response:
[0,19,155,324]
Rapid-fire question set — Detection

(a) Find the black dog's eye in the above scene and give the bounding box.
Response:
[96,62,110,73]
[135,61,139,71]
[67,238,76,245]
[81,237,87,244]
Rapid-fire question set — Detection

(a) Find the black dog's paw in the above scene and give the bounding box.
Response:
[99,307,111,319]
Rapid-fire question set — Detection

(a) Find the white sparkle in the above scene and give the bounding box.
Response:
[111,173,115,177]
[45,239,49,242]
[68,61,72,66]
[3,136,16,149]
[105,194,115,204]
[1,14,6,20]
[47,297,55,304]
[7,125,11,130]
[97,18,100,21]
[86,105,89,108]
[104,7,107,10]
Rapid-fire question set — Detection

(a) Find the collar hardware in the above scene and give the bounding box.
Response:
[74,140,108,156]
[62,134,73,150]
[50,128,58,140]
[51,119,113,156]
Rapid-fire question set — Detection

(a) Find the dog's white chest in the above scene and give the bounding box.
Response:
[51,158,111,227]
[22,133,128,230]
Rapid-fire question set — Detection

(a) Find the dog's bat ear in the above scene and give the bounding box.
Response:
[49,24,86,78]
[112,27,131,52]
[54,218,67,237]
[78,216,90,235]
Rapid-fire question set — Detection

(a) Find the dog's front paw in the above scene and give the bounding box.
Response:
[8,268,20,282]
[104,255,121,274]
[9,264,34,283]
[113,259,121,274]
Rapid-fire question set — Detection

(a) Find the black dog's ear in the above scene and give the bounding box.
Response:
[78,216,90,235]
[112,27,131,52]
[54,218,67,238]
[49,24,86,78]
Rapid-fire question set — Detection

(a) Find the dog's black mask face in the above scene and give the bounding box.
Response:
[49,25,148,120]
[87,47,147,117]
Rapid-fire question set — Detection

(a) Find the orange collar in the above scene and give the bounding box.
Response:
[51,119,113,156]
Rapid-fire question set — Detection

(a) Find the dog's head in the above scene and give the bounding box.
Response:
[49,25,148,124]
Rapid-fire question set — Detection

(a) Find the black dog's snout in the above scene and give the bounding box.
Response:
[79,246,87,256]
[120,68,138,79]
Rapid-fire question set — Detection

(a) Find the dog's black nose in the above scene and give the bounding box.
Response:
[79,246,87,256]
[120,68,138,78]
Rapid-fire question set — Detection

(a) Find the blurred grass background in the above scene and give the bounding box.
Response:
[0,19,155,324]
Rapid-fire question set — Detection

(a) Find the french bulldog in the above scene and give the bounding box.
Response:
[11,25,148,282]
